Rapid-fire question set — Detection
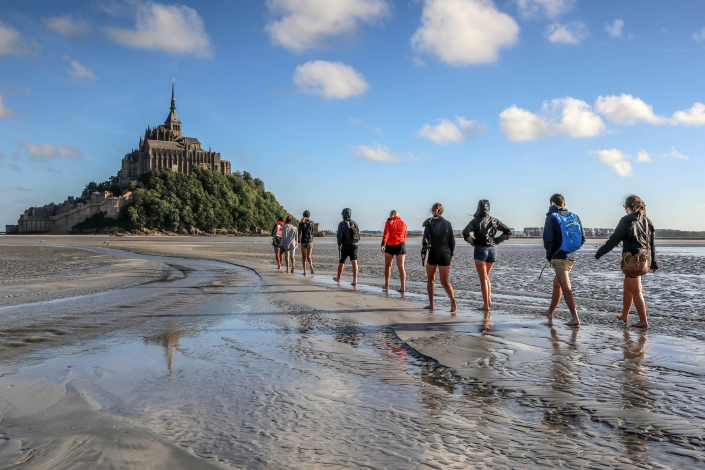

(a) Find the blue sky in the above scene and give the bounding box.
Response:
[1,0,704,231]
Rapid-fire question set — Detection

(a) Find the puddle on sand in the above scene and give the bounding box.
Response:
[0,249,703,468]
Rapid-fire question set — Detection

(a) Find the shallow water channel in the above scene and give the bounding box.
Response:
[0,247,703,469]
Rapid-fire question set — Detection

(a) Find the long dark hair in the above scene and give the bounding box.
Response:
[624,194,646,217]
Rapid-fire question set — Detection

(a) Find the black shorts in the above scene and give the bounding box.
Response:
[384,242,406,256]
[427,252,451,267]
[339,244,358,263]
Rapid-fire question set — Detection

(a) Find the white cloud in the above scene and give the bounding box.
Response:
[105,3,212,58]
[545,21,588,44]
[411,0,519,65]
[636,150,651,163]
[418,116,485,144]
[13,141,82,161]
[65,56,97,81]
[594,95,705,127]
[693,27,705,42]
[353,143,402,163]
[517,0,574,19]
[499,105,553,141]
[663,147,689,160]
[0,96,15,119]
[670,102,705,126]
[44,16,92,37]
[605,19,624,38]
[594,94,668,125]
[595,149,633,177]
[293,61,368,99]
[0,21,35,56]
[265,0,389,51]
[500,97,605,141]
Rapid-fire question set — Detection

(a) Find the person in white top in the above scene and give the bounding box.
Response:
[279,215,299,274]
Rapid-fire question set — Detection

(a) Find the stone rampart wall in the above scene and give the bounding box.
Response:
[18,195,130,234]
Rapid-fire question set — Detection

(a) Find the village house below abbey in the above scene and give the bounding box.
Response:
[120,82,231,186]
[6,83,232,234]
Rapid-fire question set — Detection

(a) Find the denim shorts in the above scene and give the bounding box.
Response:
[474,246,497,263]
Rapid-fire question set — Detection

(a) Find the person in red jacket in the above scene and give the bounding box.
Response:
[381,210,408,292]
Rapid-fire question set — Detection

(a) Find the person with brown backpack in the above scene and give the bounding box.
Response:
[595,195,658,328]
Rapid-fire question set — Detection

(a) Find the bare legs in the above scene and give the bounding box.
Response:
[383,253,392,289]
[300,246,314,276]
[275,250,282,269]
[540,271,580,326]
[619,276,649,328]
[383,253,406,292]
[333,260,358,285]
[474,261,494,311]
[284,250,295,273]
[396,254,406,292]
[425,264,456,313]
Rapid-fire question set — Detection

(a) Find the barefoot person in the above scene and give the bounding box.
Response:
[298,210,315,276]
[271,216,284,269]
[381,210,407,292]
[462,199,511,311]
[334,208,360,285]
[541,194,585,326]
[422,203,457,313]
[280,215,298,274]
[595,195,658,329]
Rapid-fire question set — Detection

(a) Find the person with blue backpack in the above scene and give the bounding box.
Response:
[334,208,360,285]
[541,193,585,327]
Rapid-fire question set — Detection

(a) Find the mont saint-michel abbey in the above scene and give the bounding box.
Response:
[119,83,231,187]
[6,84,233,234]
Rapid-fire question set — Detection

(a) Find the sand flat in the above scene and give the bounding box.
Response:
[0,236,702,468]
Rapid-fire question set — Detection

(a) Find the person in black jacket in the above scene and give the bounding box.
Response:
[595,195,658,329]
[462,200,511,311]
[334,208,359,285]
[298,210,315,276]
[422,203,457,313]
[541,193,585,327]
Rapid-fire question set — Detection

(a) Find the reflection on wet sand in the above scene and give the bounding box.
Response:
[145,330,182,374]
[543,327,580,430]
[619,330,654,459]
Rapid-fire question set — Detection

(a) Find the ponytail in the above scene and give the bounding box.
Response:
[624,194,646,217]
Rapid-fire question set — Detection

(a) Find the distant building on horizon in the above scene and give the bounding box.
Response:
[119,81,231,187]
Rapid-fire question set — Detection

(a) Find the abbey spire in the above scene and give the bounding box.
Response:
[165,79,182,137]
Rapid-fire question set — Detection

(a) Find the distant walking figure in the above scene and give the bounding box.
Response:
[271,216,284,269]
[298,210,315,276]
[381,210,407,292]
[541,194,585,327]
[280,215,298,274]
[595,195,658,329]
[462,200,512,311]
[422,203,457,313]
[334,208,360,285]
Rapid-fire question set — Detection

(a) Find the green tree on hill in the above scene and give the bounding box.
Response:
[121,168,291,232]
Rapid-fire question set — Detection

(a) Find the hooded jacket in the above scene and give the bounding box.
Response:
[298,219,315,244]
[422,216,455,257]
[280,223,298,250]
[462,200,511,247]
[382,216,407,246]
[543,205,585,261]
[595,212,657,269]
[337,208,358,245]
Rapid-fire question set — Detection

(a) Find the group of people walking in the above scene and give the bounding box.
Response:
[271,193,658,329]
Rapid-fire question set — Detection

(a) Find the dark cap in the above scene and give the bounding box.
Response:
[303,210,310,217]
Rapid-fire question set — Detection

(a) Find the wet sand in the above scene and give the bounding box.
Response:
[0,236,703,468]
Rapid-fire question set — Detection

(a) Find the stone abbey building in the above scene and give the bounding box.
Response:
[119,82,231,187]
[6,83,232,234]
